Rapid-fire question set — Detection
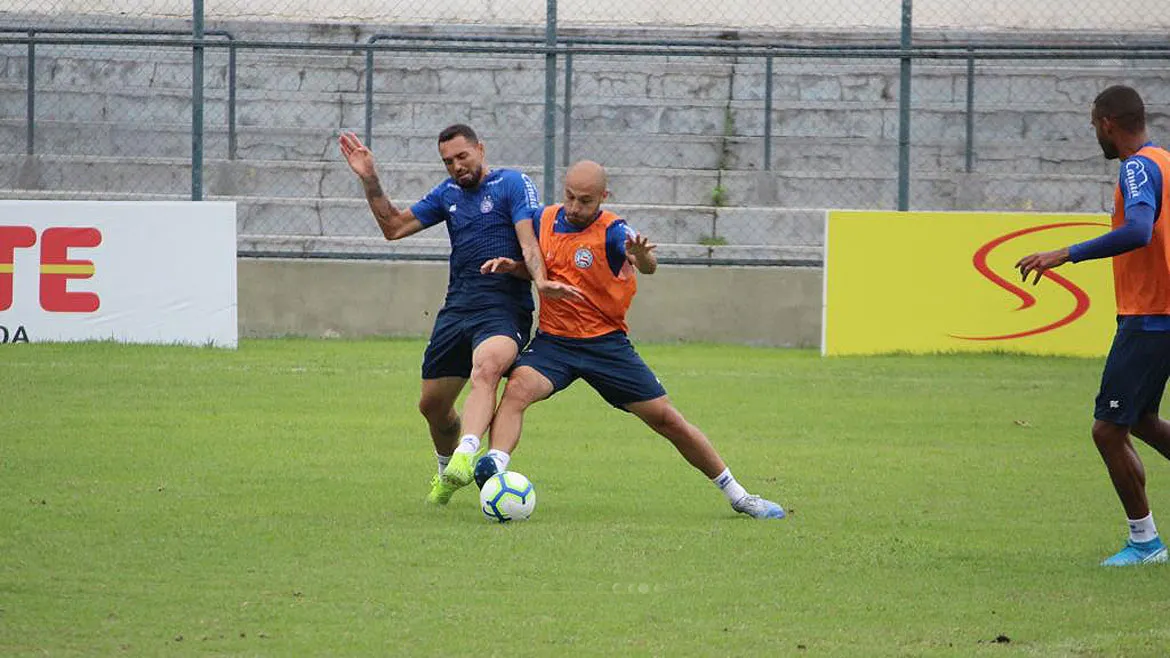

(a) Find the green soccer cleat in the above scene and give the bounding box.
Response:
[426,472,460,505]
[441,451,476,488]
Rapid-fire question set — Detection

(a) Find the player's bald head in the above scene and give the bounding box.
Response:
[565,160,608,196]
[561,160,610,227]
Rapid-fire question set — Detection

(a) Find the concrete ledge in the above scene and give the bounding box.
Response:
[236,234,823,266]
[238,257,823,347]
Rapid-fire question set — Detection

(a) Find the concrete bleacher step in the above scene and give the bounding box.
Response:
[0,118,1121,176]
[0,184,826,245]
[5,44,1164,101]
[0,153,1115,211]
[0,80,1112,139]
[229,196,829,247]
[0,47,739,97]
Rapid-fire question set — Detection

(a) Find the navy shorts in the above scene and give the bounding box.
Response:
[514,331,667,408]
[421,305,532,379]
[1095,318,1170,426]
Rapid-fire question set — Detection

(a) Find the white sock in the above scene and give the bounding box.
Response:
[1128,512,1159,544]
[712,468,748,504]
[454,434,480,455]
[435,452,451,475]
[487,449,511,472]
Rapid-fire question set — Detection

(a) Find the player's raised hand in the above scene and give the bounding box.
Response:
[537,280,586,302]
[338,131,376,179]
[625,233,657,257]
[481,257,521,275]
[1015,248,1070,285]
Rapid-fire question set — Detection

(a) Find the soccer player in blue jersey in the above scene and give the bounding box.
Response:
[1017,85,1170,566]
[339,125,577,505]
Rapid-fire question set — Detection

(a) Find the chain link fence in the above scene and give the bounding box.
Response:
[0,0,215,199]
[1,1,1168,264]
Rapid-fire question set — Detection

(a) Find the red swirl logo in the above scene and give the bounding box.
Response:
[951,222,1108,341]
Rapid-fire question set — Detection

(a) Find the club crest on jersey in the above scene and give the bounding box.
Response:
[574,247,594,269]
[480,195,494,213]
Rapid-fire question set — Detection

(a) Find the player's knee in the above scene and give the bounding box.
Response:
[647,412,670,433]
[468,363,505,390]
[639,404,677,433]
[501,377,540,409]
[663,411,692,437]
[470,349,515,387]
[418,394,453,422]
[1092,420,1127,450]
[471,340,518,381]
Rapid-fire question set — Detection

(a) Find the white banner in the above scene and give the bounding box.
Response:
[0,201,237,348]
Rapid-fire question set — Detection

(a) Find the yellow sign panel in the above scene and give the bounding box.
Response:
[824,210,1116,357]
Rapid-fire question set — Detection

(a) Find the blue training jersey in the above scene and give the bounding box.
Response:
[412,168,541,311]
[532,207,637,277]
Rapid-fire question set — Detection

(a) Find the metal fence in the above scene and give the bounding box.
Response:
[1,1,1168,265]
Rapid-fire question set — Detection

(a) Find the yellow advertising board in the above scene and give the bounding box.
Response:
[824,211,1116,357]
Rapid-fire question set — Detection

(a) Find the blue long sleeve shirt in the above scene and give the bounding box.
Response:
[1069,146,1162,263]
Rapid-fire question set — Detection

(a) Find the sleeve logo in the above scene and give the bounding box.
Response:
[521,174,540,208]
[1124,159,1149,200]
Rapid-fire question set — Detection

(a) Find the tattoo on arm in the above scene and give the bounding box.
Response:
[361,175,384,200]
[360,174,407,238]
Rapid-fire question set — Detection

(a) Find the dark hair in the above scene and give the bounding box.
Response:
[1094,85,1145,132]
[438,124,479,144]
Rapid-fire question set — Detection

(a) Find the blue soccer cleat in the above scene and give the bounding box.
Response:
[1101,537,1168,566]
[732,494,786,520]
[474,454,500,490]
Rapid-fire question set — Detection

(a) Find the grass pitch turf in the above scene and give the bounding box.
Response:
[2,339,1169,656]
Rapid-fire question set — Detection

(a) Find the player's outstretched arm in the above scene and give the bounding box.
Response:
[513,219,549,285]
[513,219,584,300]
[338,131,424,241]
[626,233,658,275]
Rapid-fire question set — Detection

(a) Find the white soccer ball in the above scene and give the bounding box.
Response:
[479,471,536,522]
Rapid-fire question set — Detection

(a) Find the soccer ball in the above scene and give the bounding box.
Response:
[479,471,536,523]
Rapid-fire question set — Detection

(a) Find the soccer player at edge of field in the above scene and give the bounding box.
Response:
[1017,85,1170,566]
[339,125,582,505]
[445,159,786,519]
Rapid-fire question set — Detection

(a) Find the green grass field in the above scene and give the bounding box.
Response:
[3,339,1170,656]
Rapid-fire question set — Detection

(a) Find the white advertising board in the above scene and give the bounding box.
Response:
[0,201,237,348]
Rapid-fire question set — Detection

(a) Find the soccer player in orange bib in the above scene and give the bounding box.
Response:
[471,160,786,519]
[1017,85,1170,566]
